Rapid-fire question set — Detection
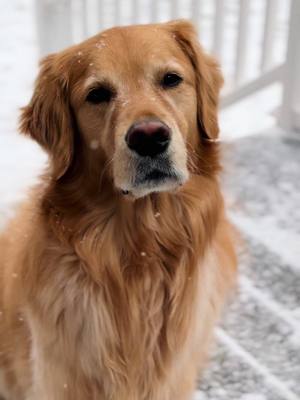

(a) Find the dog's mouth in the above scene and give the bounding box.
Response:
[119,155,188,198]
[113,136,189,198]
[135,158,179,184]
[143,169,176,182]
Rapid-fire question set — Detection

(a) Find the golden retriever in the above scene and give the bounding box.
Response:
[0,20,237,400]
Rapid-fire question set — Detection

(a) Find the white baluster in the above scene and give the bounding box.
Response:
[261,0,279,72]
[82,0,88,38]
[151,0,159,23]
[35,0,72,55]
[171,0,179,20]
[213,0,225,61]
[115,0,121,25]
[235,0,250,85]
[191,0,202,28]
[279,0,300,130]
[132,0,139,23]
[98,0,105,31]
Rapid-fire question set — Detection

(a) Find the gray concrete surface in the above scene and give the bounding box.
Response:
[196,130,300,400]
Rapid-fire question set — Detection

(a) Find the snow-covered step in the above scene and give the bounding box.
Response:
[196,337,289,400]
[223,131,300,241]
[221,288,300,397]
[238,234,300,315]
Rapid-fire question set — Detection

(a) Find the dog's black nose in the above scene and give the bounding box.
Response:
[125,120,171,157]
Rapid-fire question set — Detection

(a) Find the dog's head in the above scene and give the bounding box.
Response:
[20,20,223,198]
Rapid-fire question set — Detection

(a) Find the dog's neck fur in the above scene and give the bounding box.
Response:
[37,172,222,392]
[42,170,222,262]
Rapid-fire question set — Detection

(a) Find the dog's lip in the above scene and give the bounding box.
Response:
[118,167,188,198]
[115,152,189,197]
[134,162,181,186]
[132,166,187,191]
[143,168,175,182]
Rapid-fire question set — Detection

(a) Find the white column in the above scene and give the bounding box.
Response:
[81,0,88,38]
[98,0,105,30]
[191,0,202,28]
[213,0,225,62]
[35,0,73,56]
[114,0,121,26]
[279,0,300,131]
[132,0,139,23]
[261,0,279,72]
[151,0,159,23]
[235,0,250,85]
[171,0,179,20]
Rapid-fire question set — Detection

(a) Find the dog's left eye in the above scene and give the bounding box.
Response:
[86,86,113,104]
[161,73,183,88]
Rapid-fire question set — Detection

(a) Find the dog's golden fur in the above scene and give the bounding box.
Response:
[0,20,237,400]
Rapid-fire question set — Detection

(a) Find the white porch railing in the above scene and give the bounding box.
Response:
[35,0,300,131]
[279,0,300,130]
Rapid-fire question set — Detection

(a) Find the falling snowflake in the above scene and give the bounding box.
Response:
[95,41,106,49]
[121,100,129,107]
[90,140,99,150]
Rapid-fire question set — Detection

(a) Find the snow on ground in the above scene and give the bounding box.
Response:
[0,1,299,399]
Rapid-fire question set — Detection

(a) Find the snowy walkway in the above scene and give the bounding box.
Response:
[0,1,299,399]
[196,130,300,399]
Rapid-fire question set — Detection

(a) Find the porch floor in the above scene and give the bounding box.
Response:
[195,128,300,400]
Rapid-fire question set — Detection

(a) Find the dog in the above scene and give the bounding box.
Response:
[0,20,237,400]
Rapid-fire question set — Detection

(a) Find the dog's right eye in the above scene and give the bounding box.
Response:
[86,86,113,104]
[161,73,183,89]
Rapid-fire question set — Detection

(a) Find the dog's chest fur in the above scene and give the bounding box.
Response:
[1,182,225,399]
[25,236,201,400]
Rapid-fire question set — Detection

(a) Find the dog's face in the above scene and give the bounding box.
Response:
[20,20,223,198]
[75,25,195,198]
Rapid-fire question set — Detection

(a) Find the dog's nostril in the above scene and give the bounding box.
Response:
[125,120,171,157]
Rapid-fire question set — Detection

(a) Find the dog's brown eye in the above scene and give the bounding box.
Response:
[161,73,183,88]
[86,86,113,104]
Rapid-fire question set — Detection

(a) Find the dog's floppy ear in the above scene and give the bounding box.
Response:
[20,54,74,179]
[167,20,223,140]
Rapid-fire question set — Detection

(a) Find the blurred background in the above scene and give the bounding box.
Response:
[0,1,299,399]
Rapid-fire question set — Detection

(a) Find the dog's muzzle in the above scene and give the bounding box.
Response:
[126,119,181,185]
[117,119,188,198]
